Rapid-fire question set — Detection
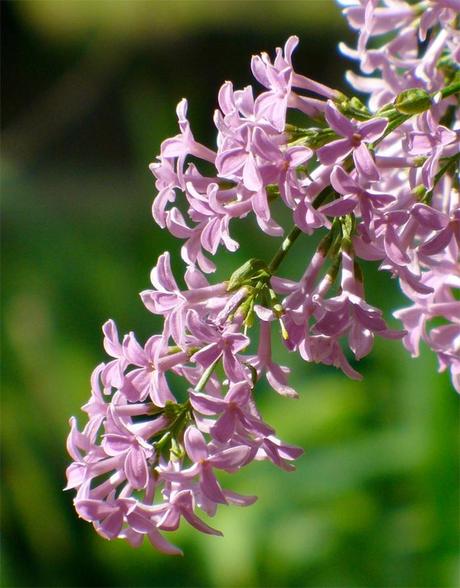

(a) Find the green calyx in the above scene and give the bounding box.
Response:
[227,258,271,292]
[412,184,428,202]
[226,258,289,333]
[340,214,356,243]
[318,215,355,261]
[266,184,280,201]
[154,400,192,461]
[286,125,339,149]
[337,96,372,120]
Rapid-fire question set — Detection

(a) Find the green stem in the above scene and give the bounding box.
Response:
[154,358,221,451]
[194,357,221,393]
[268,226,302,274]
[435,152,460,185]
[439,79,460,100]
[373,113,410,147]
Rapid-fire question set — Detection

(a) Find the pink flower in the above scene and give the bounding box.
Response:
[190,312,250,383]
[190,380,274,442]
[102,407,167,489]
[161,426,251,504]
[313,251,405,359]
[317,102,387,180]
[248,319,298,397]
[100,320,127,389]
[120,332,178,405]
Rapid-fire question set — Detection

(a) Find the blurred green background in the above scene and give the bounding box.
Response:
[2,1,459,587]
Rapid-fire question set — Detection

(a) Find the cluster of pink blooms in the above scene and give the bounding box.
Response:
[66,0,460,554]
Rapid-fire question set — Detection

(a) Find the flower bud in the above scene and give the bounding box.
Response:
[337,96,371,120]
[394,88,432,115]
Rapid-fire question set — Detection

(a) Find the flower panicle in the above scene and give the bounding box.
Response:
[67,0,460,554]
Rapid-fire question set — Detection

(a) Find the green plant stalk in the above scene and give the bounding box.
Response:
[268,226,302,274]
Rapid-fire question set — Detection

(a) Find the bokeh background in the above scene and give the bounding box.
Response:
[2,1,459,587]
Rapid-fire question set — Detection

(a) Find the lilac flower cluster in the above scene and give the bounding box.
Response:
[67,0,460,554]
[339,0,460,388]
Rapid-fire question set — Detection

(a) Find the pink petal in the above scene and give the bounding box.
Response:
[330,165,359,195]
[353,143,379,181]
[317,138,352,165]
[243,153,263,191]
[420,227,453,256]
[124,446,149,490]
[211,409,237,443]
[209,445,251,471]
[200,464,227,504]
[412,203,447,230]
[325,101,355,137]
[184,426,209,463]
[359,117,387,141]
[147,528,183,556]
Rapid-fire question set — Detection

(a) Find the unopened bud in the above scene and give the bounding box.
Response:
[394,88,432,115]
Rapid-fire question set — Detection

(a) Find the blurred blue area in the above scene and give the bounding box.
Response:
[1,1,459,587]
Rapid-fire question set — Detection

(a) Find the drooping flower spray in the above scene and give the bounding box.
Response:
[66,0,460,554]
